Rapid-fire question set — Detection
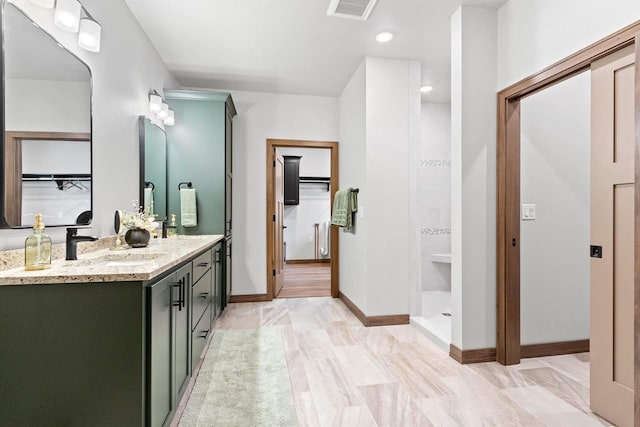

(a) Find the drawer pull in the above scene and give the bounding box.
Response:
[199,292,209,299]
[198,330,210,340]
[197,262,209,268]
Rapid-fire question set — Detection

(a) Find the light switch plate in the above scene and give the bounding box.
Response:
[522,204,536,220]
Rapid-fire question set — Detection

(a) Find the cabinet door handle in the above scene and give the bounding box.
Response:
[173,278,186,311]
[215,250,221,264]
[199,292,209,299]
[182,274,188,309]
[198,330,210,340]
[197,262,209,268]
[172,279,182,309]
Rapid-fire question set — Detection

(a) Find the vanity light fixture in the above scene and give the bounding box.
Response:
[54,0,82,32]
[375,30,395,43]
[164,110,175,126]
[149,94,163,113]
[148,92,175,126]
[157,103,169,120]
[78,17,101,52]
[29,0,55,8]
[420,85,434,93]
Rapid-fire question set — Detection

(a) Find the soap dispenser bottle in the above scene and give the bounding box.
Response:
[166,214,178,238]
[25,213,52,271]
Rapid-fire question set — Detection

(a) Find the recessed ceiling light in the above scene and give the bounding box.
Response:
[420,85,434,93]
[375,31,395,43]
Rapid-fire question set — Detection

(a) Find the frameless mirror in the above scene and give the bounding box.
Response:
[1,2,92,228]
[139,117,167,221]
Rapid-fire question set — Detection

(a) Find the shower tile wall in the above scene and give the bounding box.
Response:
[419,103,451,293]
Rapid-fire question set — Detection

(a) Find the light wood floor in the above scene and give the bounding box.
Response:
[277,262,331,298]
[212,297,611,427]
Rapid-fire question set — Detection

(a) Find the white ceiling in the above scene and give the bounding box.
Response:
[125,0,506,103]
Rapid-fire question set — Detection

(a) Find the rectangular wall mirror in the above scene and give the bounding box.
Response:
[1,2,93,228]
[139,116,167,221]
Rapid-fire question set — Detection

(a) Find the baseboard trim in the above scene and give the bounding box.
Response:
[338,292,409,327]
[228,294,268,303]
[449,339,590,365]
[521,339,589,359]
[449,345,497,364]
[285,259,331,264]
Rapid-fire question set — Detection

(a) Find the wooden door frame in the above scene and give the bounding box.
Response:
[266,139,339,300]
[496,19,640,381]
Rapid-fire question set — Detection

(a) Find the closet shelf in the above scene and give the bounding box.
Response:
[299,176,330,191]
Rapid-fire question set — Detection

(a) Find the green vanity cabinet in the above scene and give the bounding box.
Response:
[148,261,192,427]
[165,90,234,312]
[0,241,222,427]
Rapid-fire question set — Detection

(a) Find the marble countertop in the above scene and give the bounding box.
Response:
[0,235,224,286]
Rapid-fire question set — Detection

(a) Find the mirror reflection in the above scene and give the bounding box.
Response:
[139,117,167,221]
[2,2,92,228]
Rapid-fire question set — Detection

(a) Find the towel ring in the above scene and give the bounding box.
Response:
[178,182,193,190]
[145,181,155,190]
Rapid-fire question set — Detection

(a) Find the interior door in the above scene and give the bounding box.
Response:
[590,45,635,427]
[274,149,285,297]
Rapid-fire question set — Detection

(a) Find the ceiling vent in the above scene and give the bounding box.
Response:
[327,0,379,21]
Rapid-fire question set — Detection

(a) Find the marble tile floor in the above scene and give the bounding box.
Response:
[189,297,612,427]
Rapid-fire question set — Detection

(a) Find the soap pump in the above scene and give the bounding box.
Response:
[25,213,52,271]
[166,214,178,238]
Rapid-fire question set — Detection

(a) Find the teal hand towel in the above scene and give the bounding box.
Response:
[331,188,358,231]
[143,187,154,215]
[180,188,198,227]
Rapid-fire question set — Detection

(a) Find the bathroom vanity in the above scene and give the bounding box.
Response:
[0,236,224,427]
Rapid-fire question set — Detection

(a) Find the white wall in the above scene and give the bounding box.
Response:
[338,57,421,317]
[520,72,591,345]
[419,103,452,294]
[0,0,177,250]
[337,61,368,312]
[227,90,339,295]
[451,6,497,350]
[279,147,331,261]
[452,0,640,350]
[365,57,420,316]
[497,0,640,89]
[6,79,90,133]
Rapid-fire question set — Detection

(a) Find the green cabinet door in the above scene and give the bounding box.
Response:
[148,275,173,427]
[166,95,225,235]
[173,263,192,404]
[212,242,223,325]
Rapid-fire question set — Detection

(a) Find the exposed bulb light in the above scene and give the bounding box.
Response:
[420,85,434,93]
[149,94,162,113]
[157,103,169,120]
[29,0,55,8]
[54,0,82,33]
[78,18,101,52]
[375,31,395,43]
[164,110,175,126]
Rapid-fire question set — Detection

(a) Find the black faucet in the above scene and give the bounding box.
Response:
[66,228,98,260]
